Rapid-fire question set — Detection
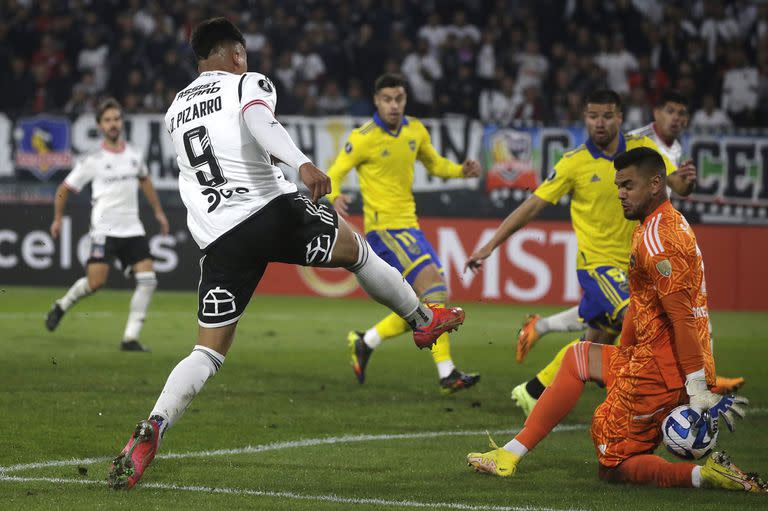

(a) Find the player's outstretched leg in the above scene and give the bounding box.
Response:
[108,343,226,489]
[334,227,464,349]
[45,277,93,331]
[348,313,409,383]
[120,270,157,352]
[511,339,580,416]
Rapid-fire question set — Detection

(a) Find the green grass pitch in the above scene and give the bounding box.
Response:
[0,286,766,510]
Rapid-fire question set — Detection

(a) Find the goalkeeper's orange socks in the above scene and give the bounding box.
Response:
[509,341,592,453]
[599,455,695,488]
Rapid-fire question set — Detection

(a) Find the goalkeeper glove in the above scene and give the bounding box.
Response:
[686,370,749,433]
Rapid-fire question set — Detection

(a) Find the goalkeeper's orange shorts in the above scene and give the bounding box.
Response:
[591,344,687,468]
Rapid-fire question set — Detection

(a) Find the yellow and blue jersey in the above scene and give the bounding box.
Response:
[534,132,677,272]
[327,113,463,233]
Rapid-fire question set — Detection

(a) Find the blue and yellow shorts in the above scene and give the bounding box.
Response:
[366,228,443,286]
[576,266,630,333]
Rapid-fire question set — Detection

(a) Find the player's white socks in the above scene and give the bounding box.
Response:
[691,465,702,488]
[436,359,455,379]
[503,438,529,457]
[150,345,224,438]
[348,233,433,329]
[537,306,583,335]
[363,328,382,349]
[123,271,157,341]
[58,277,93,311]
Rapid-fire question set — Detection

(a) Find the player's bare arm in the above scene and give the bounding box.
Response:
[50,183,71,239]
[462,159,481,177]
[332,193,351,217]
[139,177,170,235]
[667,159,697,196]
[299,162,332,203]
[465,194,549,273]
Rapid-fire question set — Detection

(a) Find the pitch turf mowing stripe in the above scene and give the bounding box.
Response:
[0,476,587,511]
[0,425,587,474]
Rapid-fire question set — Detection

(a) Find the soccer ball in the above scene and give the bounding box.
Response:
[661,405,718,460]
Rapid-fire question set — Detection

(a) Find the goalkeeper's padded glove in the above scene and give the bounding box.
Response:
[686,370,749,433]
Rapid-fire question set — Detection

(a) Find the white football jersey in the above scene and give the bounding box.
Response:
[63,142,147,238]
[165,70,297,249]
[628,123,683,165]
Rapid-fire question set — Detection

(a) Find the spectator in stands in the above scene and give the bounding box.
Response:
[690,93,733,130]
[721,46,759,125]
[418,13,446,56]
[293,39,326,84]
[514,39,549,94]
[77,31,109,93]
[31,33,64,82]
[31,63,57,113]
[515,86,549,122]
[624,87,652,129]
[628,54,669,106]
[438,64,477,116]
[594,35,638,95]
[317,80,349,115]
[446,11,480,44]
[479,74,523,126]
[275,51,298,91]
[700,0,741,63]
[1,57,34,114]
[401,38,442,116]
[476,32,497,89]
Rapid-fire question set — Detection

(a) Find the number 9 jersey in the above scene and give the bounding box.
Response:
[165,70,297,250]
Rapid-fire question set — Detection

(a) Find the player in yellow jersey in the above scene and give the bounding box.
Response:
[327,73,481,393]
[465,89,696,413]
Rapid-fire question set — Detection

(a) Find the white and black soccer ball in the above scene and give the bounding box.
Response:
[661,405,718,460]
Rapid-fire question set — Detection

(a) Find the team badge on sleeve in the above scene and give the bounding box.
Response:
[345,142,353,153]
[258,78,273,93]
[656,259,672,277]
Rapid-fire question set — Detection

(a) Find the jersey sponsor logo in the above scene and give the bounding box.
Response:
[177,81,221,102]
[656,258,672,277]
[382,149,390,157]
[409,140,416,151]
[306,234,333,264]
[14,116,74,180]
[257,78,274,93]
[201,186,250,213]
[169,97,223,133]
[591,174,600,182]
[202,286,236,317]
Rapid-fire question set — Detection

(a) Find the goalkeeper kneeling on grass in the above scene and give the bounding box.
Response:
[466,148,765,492]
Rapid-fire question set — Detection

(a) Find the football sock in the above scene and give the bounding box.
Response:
[502,438,529,457]
[691,466,702,488]
[600,455,695,488]
[535,338,581,389]
[149,345,224,437]
[348,233,432,328]
[537,306,583,335]
[515,342,591,452]
[58,277,93,311]
[123,271,157,341]
[432,333,454,377]
[368,312,410,348]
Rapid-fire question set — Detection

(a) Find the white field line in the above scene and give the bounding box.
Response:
[0,475,585,511]
[0,425,587,474]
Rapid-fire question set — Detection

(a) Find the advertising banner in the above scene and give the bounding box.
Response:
[2,112,767,224]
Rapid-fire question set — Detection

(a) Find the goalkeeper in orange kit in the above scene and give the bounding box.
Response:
[467,147,764,492]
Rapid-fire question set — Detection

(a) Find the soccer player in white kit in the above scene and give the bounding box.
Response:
[45,98,170,352]
[107,17,465,490]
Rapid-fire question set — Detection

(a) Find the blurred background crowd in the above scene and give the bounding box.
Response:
[1,0,766,128]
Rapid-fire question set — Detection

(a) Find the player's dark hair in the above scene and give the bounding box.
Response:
[96,97,121,123]
[374,73,407,93]
[191,17,246,61]
[657,89,689,109]
[585,89,622,109]
[614,147,666,178]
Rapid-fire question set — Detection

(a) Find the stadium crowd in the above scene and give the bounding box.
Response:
[1,0,767,128]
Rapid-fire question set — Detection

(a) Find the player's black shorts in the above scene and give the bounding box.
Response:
[197,192,339,328]
[87,234,152,268]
